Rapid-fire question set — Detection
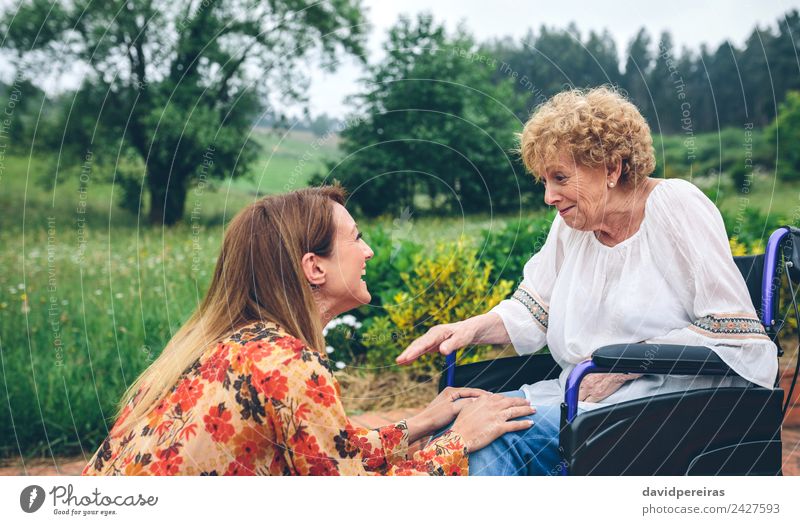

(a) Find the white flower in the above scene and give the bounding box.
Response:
[115,292,124,299]
[94,289,102,296]
[340,314,357,326]
[335,361,346,369]
[17,283,25,290]
[325,346,335,354]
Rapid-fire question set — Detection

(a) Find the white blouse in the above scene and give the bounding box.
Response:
[490,178,778,410]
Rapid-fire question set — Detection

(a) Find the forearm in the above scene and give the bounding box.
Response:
[461,312,511,346]
[404,413,433,443]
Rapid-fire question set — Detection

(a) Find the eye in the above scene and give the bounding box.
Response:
[356,231,363,241]
[554,172,567,182]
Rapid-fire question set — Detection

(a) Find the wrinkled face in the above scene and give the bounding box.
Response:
[541,150,611,231]
[318,203,374,315]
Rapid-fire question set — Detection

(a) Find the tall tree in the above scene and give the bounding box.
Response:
[648,31,684,134]
[622,28,653,122]
[1,0,366,225]
[317,14,534,217]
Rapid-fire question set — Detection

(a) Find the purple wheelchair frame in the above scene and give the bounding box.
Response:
[443,226,791,475]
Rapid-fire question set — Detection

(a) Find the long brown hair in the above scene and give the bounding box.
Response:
[114,186,346,432]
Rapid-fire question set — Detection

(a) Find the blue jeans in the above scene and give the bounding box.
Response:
[436,390,584,476]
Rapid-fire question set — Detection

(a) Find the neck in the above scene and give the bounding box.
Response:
[594,179,653,246]
[312,289,341,328]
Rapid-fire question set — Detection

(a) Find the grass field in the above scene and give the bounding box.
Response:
[1,127,799,460]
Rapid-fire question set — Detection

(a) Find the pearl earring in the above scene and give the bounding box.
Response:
[608,181,616,188]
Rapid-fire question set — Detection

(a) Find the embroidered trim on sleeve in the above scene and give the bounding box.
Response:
[511,286,549,332]
[688,314,769,340]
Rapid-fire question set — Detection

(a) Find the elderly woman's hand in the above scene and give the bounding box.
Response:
[396,313,510,365]
[396,322,476,365]
[578,373,643,403]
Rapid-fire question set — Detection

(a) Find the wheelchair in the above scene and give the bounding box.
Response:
[440,226,800,475]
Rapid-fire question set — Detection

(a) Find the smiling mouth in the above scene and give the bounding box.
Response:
[559,206,574,215]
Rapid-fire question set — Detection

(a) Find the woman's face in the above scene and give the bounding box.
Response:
[317,203,374,316]
[541,150,612,231]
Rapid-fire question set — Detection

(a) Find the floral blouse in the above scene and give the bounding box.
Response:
[82,322,468,476]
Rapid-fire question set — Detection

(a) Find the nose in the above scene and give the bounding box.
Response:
[362,240,374,261]
[544,183,561,206]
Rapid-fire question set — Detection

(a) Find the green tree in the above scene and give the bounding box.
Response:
[622,28,653,122]
[769,90,800,181]
[1,0,366,225]
[317,14,536,217]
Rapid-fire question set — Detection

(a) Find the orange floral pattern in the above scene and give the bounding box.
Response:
[82,321,468,476]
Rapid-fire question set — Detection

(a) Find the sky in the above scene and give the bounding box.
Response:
[1,0,798,118]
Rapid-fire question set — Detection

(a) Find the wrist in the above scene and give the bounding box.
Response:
[458,315,485,344]
[405,413,433,443]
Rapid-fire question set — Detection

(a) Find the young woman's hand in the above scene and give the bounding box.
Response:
[450,394,536,453]
[405,387,487,441]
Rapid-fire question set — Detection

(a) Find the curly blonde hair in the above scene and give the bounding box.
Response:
[519,86,656,185]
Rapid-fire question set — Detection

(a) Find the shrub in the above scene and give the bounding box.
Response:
[361,225,424,307]
[478,213,555,285]
[362,240,513,376]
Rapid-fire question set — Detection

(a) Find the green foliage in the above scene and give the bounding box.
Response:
[769,91,800,181]
[478,212,555,285]
[653,127,773,181]
[315,13,538,216]
[362,241,513,375]
[361,225,424,306]
[720,207,786,251]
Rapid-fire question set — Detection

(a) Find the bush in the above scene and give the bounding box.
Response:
[721,207,785,251]
[769,90,800,181]
[478,213,555,285]
[361,240,513,376]
[361,225,424,307]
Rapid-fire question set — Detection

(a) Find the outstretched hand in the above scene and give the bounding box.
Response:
[396,322,474,365]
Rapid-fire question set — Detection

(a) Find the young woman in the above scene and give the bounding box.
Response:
[83,186,533,476]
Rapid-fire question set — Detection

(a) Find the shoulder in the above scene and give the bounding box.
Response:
[650,178,715,209]
[645,179,730,255]
[647,178,723,227]
[211,321,338,408]
[225,321,335,385]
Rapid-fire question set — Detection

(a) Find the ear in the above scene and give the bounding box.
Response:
[301,252,327,287]
[606,158,623,186]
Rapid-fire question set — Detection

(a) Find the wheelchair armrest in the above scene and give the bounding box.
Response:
[591,343,733,376]
[563,344,736,426]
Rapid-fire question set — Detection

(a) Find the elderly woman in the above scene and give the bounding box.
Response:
[396,86,778,475]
